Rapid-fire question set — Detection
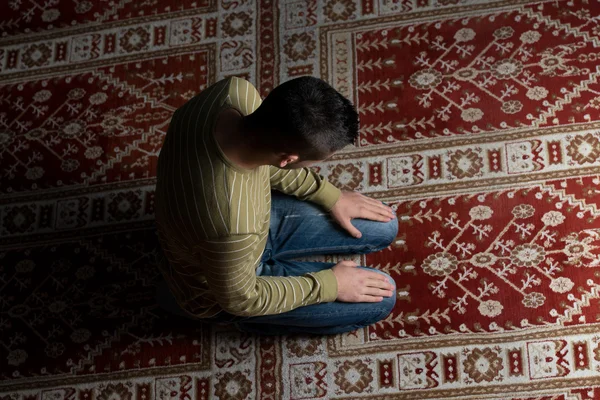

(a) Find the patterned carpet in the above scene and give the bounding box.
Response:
[1,0,600,398]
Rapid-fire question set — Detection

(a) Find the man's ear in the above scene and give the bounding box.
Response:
[278,154,299,168]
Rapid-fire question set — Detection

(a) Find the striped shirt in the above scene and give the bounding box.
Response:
[155,77,341,318]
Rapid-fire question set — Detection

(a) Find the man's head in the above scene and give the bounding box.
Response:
[244,76,359,168]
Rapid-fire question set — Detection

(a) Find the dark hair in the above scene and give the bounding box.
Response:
[245,76,359,160]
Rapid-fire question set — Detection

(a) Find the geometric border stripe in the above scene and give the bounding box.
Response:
[331,122,600,160]
[327,322,600,356]
[330,378,600,400]
[0,42,217,83]
[368,168,600,201]
[0,3,217,47]
[0,179,157,205]
[0,184,156,243]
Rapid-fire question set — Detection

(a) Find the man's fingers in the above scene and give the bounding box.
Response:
[365,277,395,290]
[359,295,384,303]
[350,192,394,216]
[363,287,395,297]
[360,209,392,223]
[360,201,395,220]
[362,196,395,214]
[341,219,362,238]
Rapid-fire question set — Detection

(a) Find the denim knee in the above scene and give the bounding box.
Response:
[366,217,399,251]
[380,217,399,247]
[362,271,396,324]
[381,288,396,315]
[381,273,397,315]
[360,298,396,327]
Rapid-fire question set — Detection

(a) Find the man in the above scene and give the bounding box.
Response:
[155,76,398,335]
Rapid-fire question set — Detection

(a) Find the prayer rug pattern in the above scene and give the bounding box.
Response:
[1,0,600,398]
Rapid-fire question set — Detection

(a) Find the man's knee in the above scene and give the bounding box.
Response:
[361,217,398,251]
[363,270,396,323]
[380,272,396,311]
[381,217,399,247]
[363,297,396,327]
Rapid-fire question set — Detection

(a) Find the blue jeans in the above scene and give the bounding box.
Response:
[157,192,398,335]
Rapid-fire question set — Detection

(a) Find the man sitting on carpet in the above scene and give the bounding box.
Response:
[155,76,398,335]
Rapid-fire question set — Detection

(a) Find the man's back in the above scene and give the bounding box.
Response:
[156,78,265,239]
[155,77,271,317]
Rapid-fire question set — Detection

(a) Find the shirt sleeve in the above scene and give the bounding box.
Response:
[269,166,341,211]
[194,234,338,317]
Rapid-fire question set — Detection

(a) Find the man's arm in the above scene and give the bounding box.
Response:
[269,165,341,211]
[194,234,338,316]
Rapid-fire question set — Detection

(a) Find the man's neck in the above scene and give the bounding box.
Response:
[213,108,267,170]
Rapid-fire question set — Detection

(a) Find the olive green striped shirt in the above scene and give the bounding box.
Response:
[155,77,341,318]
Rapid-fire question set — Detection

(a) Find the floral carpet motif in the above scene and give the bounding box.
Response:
[1,0,600,399]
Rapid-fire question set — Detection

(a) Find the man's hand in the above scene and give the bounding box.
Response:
[332,261,395,302]
[330,191,395,238]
